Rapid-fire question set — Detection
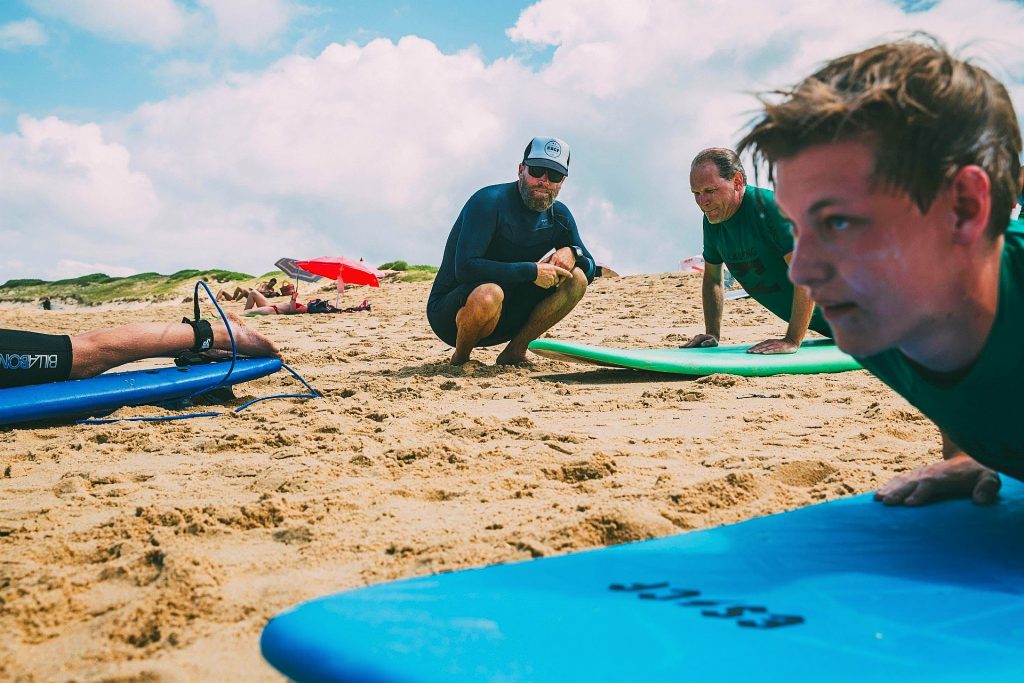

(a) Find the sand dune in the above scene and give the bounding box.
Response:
[0,273,939,682]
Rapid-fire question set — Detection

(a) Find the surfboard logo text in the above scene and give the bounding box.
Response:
[609,581,805,629]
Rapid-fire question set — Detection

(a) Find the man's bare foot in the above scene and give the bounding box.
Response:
[495,348,528,365]
[450,349,472,365]
[495,339,536,362]
[216,311,282,359]
[874,453,1001,506]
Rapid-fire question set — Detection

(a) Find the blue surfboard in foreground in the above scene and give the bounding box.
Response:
[0,357,282,426]
[262,478,1024,682]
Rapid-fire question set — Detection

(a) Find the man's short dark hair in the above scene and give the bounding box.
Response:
[691,148,746,184]
[737,36,1022,237]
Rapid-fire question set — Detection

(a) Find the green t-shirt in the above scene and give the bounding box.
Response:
[857,220,1024,479]
[702,185,830,336]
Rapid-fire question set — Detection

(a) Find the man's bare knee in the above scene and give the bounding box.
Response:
[559,269,588,299]
[465,284,504,318]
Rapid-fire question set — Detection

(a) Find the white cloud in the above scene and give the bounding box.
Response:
[0,18,48,50]
[4,0,1024,281]
[198,0,298,50]
[28,0,193,50]
[0,116,161,277]
[28,0,300,51]
[110,36,536,275]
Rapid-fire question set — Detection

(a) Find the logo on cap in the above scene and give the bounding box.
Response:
[544,140,561,158]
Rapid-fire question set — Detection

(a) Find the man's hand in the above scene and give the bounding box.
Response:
[682,333,718,348]
[874,453,1001,506]
[534,263,572,289]
[546,246,577,272]
[747,337,800,354]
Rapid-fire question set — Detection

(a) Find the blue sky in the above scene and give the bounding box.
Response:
[1,0,1023,280]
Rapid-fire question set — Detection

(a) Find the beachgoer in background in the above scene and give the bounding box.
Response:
[244,290,306,315]
[428,136,596,365]
[0,313,280,389]
[243,289,372,316]
[738,37,1023,505]
[41,298,51,311]
[684,148,830,354]
[216,287,244,302]
[217,278,279,302]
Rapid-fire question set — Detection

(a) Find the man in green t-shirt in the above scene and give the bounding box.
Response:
[685,148,829,354]
[738,37,1023,506]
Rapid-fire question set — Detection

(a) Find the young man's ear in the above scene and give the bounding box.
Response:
[950,165,992,245]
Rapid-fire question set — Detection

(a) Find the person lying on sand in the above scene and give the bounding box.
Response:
[0,312,280,389]
[217,278,280,302]
[244,290,307,315]
[427,136,596,365]
[685,147,830,354]
[243,290,371,316]
[738,36,1023,506]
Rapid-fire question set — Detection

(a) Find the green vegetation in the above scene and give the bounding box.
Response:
[395,269,437,283]
[0,279,47,289]
[0,269,255,306]
[170,269,251,282]
[377,261,438,282]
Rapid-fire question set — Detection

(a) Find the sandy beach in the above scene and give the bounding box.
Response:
[0,273,941,682]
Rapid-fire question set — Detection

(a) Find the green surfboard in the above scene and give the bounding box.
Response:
[528,338,862,377]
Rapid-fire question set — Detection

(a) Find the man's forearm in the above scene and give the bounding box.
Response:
[455,254,537,285]
[702,280,724,338]
[784,286,815,344]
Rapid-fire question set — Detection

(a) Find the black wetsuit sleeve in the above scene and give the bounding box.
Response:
[554,209,597,283]
[453,192,538,286]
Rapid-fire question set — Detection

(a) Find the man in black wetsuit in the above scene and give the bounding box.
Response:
[428,137,596,365]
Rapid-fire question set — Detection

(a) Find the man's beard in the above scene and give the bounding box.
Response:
[519,180,557,212]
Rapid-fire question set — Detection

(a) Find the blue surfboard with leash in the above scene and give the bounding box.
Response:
[1,281,318,426]
[261,479,1024,682]
[0,357,283,426]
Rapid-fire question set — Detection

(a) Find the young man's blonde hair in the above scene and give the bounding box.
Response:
[738,36,1022,238]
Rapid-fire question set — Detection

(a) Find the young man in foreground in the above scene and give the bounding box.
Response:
[738,38,1023,505]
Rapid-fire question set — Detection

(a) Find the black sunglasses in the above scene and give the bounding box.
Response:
[527,165,565,183]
